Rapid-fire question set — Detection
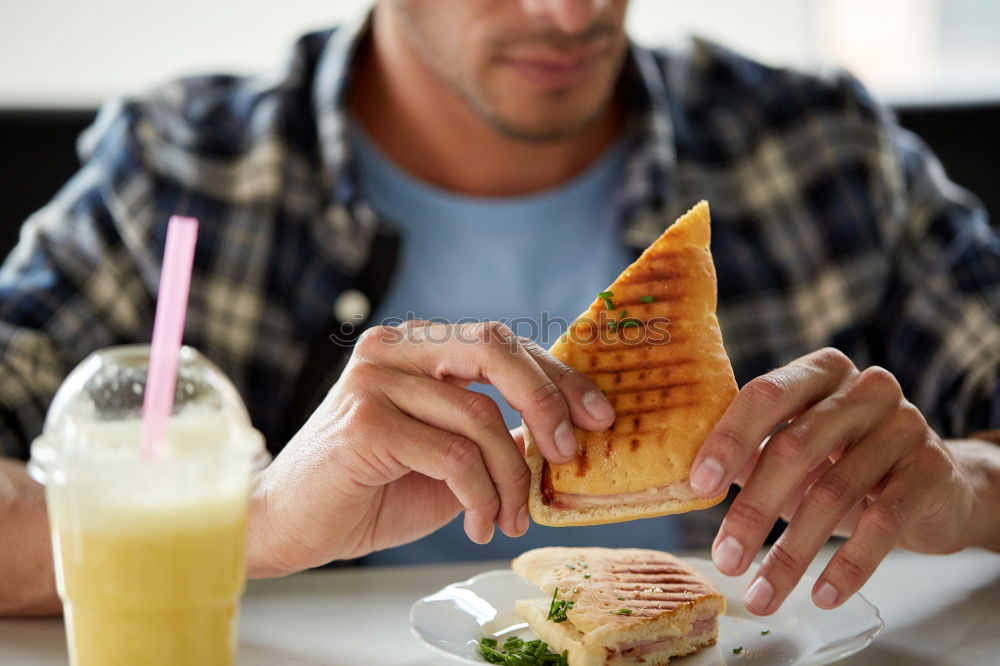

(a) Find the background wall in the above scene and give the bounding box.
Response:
[1,0,998,109]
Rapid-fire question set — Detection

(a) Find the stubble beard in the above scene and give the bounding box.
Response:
[392,5,625,144]
[448,74,619,144]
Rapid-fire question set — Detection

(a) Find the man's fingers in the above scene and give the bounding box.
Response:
[376,369,531,539]
[371,322,582,463]
[519,337,616,431]
[387,320,471,387]
[396,319,435,331]
[812,465,923,610]
[375,407,503,545]
[713,366,898,578]
[775,457,835,523]
[691,348,858,499]
[740,421,908,615]
[465,323,578,463]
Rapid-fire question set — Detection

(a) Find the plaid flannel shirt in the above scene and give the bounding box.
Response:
[2,16,998,466]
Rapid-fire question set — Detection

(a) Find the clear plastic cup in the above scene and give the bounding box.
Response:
[28,345,270,666]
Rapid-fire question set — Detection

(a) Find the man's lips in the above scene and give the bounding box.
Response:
[499,48,608,90]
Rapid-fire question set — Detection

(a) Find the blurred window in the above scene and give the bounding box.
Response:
[0,0,997,108]
[629,0,1000,106]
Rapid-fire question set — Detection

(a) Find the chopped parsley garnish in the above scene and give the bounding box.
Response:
[598,291,614,299]
[583,573,591,579]
[546,588,574,623]
[607,321,617,331]
[761,629,770,635]
[617,596,625,600]
[599,290,615,310]
[733,646,744,655]
[478,636,569,665]
[572,586,581,594]
[641,295,655,303]
[620,320,640,328]
[619,309,628,318]
[612,608,633,615]
[566,564,576,570]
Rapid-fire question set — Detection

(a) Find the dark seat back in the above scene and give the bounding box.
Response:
[1,105,997,262]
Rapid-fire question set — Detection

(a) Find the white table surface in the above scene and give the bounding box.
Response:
[1,545,998,665]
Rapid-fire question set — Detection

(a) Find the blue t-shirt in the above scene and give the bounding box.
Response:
[349,121,684,564]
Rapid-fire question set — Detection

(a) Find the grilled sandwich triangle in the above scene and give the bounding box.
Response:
[512,547,725,665]
[525,201,738,526]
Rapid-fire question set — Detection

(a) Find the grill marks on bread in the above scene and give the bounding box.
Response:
[512,547,725,639]
[524,201,738,526]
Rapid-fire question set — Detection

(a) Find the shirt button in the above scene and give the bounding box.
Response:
[334,289,371,326]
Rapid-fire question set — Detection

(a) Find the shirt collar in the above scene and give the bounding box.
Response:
[312,9,371,207]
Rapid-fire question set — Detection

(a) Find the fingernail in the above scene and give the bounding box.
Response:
[690,457,724,496]
[554,421,578,458]
[744,576,774,612]
[482,524,495,544]
[713,535,744,573]
[814,581,839,609]
[582,390,615,421]
[517,505,530,535]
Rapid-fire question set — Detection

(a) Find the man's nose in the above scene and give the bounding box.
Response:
[520,0,611,35]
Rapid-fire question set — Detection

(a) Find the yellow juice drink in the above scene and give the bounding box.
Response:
[47,484,248,666]
[29,346,268,666]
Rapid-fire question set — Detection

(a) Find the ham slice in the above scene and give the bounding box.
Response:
[617,615,718,657]
[542,478,699,510]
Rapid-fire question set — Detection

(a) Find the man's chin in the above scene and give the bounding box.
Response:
[490,119,598,143]
[483,79,622,143]
[477,103,610,143]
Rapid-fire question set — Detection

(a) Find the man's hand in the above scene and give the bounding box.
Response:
[246,321,615,577]
[0,458,61,616]
[689,347,986,615]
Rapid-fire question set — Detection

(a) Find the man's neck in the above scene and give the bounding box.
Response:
[346,8,624,198]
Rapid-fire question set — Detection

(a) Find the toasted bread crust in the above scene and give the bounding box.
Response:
[526,201,736,526]
[524,429,726,527]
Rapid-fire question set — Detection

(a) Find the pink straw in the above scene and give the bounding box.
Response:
[140,216,199,459]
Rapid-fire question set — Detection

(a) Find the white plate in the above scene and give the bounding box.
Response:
[410,558,882,665]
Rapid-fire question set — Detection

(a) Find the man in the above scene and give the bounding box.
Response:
[1,0,998,619]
